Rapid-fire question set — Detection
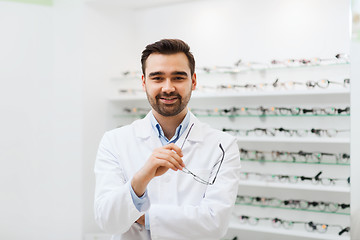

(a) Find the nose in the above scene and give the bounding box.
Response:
[162,79,175,94]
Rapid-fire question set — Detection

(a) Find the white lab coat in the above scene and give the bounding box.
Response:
[94,111,241,240]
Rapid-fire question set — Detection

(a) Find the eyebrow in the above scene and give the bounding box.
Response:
[148,71,188,77]
[171,71,188,76]
[148,71,164,77]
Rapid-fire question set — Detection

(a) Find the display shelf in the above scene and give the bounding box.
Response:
[235,203,350,216]
[109,62,350,81]
[193,113,350,118]
[228,222,350,240]
[238,180,350,193]
[112,114,148,119]
[235,136,350,144]
[107,54,351,239]
[112,113,350,119]
[196,62,350,74]
[191,88,350,98]
[109,88,350,102]
[241,159,350,166]
[109,94,147,101]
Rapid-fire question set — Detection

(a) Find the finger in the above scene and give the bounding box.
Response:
[164,143,183,157]
[155,153,183,171]
[155,152,182,171]
[156,157,177,171]
[159,149,185,169]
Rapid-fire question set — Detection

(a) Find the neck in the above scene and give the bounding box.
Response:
[153,108,188,140]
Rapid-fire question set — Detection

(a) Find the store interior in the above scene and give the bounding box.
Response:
[0,0,359,239]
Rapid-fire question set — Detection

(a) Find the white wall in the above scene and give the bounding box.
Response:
[134,0,350,67]
[0,1,82,239]
[82,2,136,235]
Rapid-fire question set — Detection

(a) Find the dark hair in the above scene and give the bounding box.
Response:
[141,39,195,76]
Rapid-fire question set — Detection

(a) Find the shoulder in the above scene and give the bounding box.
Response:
[190,112,237,145]
[205,123,237,144]
[101,117,148,143]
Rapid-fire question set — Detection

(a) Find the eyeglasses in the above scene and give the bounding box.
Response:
[240,148,350,164]
[190,106,350,117]
[239,171,350,186]
[272,79,304,89]
[123,107,150,115]
[236,195,350,213]
[269,54,349,67]
[197,54,349,74]
[196,78,350,94]
[301,107,350,115]
[223,127,350,138]
[180,123,225,185]
[306,78,350,88]
[235,214,350,235]
[118,88,144,94]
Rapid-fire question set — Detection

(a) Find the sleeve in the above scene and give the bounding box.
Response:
[129,185,151,212]
[94,132,150,235]
[148,137,241,240]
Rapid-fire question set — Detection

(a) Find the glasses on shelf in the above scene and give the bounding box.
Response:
[223,127,350,138]
[123,107,150,115]
[196,78,350,94]
[306,78,350,89]
[301,106,350,115]
[235,215,350,235]
[239,171,350,186]
[272,79,304,89]
[236,195,350,213]
[198,54,349,74]
[190,106,350,117]
[310,128,350,137]
[116,54,350,78]
[239,148,350,164]
[270,54,349,66]
[180,123,225,185]
[118,88,144,94]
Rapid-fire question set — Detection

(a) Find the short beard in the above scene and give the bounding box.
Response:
[146,91,191,117]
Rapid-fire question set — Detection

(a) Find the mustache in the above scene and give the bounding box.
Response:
[156,93,181,99]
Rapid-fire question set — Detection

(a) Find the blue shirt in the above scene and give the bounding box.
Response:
[130,111,190,230]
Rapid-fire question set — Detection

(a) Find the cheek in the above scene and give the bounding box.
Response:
[144,84,158,96]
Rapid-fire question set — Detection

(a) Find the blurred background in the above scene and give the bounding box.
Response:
[0,0,359,239]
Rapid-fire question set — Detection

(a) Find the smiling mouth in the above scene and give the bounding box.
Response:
[160,97,177,100]
[159,97,178,104]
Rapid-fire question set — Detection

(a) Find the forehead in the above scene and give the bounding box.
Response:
[145,52,190,75]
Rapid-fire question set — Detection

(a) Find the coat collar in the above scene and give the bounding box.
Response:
[133,110,205,144]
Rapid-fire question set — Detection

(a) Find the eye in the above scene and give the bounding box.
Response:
[174,76,185,80]
[151,76,163,81]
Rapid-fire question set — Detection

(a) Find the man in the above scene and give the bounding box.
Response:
[94,39,241,240]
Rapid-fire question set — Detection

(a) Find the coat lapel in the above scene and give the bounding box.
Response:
[133,112,162,152]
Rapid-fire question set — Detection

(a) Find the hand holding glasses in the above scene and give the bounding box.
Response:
[179,123,225,185]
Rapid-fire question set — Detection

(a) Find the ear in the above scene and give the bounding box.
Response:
[191,73,197,90]
[142,75,146,91]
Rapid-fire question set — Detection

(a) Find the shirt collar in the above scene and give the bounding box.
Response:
[149,110,190,143]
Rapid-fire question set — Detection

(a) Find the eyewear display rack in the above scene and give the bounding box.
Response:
[108,60,350,240]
